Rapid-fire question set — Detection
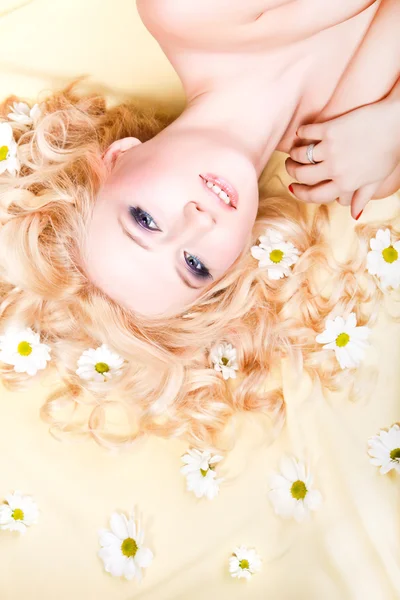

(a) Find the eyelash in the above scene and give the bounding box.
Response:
[129,206,212,280]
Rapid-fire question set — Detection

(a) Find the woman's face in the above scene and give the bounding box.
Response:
[84,129,259,316]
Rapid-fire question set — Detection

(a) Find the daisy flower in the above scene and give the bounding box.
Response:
[98,510,153,581]
[315,312,370,370]
[251,229,300,280]
[210,342,238,380]
[269,456,322,522]
[76,343,125,382]
[0,491,39,534]
[7,101,42,126]
[181,448,224,500]
[366,228,400,290]
[367,424,400,475]
[229,545,262,580]
[0,325,51,376]
[0,122,20,176]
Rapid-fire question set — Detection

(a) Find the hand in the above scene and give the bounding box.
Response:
[286,98,400,219]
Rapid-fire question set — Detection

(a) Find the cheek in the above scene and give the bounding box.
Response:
[214,218,255,270]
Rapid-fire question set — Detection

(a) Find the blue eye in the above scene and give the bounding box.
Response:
[184,251,211,280]
[129,206,161,231]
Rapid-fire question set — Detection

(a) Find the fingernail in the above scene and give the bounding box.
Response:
[355,210,363,221]
[288,184,294,194]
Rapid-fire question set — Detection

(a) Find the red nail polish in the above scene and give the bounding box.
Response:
[355,210,363,221]
[289,184,294,194]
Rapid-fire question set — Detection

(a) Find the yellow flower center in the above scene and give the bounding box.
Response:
[200,468,208,477]
[269,249,284,264]
[291,480,307,500]
[221,357,229,366]
[239,559,250,570]
[335,332,350,348]
[121,537,138,558]
[12,508,24,521]
[95,362,110,374]
[17,341,33,356]
[0,145,9,161]
[390,448,400,462]
[382,245,398,264]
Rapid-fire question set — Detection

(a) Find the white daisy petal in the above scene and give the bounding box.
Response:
[181,448,224,499]
[123,558,137,580]
[269,489,297,518]
[366,229,400,290]
[251,229,300,279]
[7,101,42,126]
[0,326,51,376]
[98,510,153,581]
[109,512,129,540]
[304,489,323,511]
[210,342,238,380]
[135,546,154,568]
[279,456,298,482]
[368,425,400,475]
[316,313,370,370]
[0,491,39,533]
[293,499,307,522]
[229,546,262,580]
[0,122,20,176]
[269,457,322,521]
[76,343,125,383]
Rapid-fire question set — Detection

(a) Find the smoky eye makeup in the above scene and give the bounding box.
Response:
[129,206,161,231]
[128,206,212,281]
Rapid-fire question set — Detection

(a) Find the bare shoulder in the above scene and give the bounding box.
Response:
[136,0,379,51]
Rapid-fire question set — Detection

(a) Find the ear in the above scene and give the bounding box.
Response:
[101,137,142,169]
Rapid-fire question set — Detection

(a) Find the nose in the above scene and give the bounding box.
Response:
[185,200,215,232]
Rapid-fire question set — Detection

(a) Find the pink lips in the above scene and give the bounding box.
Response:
[199,173,239,209]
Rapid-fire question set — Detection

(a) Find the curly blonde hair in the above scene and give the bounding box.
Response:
[0,79,398,451]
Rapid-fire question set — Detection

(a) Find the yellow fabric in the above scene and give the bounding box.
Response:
[0,2,400,599]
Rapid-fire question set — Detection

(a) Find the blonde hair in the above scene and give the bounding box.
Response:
[0,79,398,451]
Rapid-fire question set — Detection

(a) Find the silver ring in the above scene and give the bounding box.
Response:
[306,143,317,164]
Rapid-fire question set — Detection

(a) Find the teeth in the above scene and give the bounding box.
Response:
[204,179,232,206]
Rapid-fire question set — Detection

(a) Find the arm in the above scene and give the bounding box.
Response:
[286,77,400,219]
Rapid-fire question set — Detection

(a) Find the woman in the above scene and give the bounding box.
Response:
[0,0,398,447]
[86,0,400,317]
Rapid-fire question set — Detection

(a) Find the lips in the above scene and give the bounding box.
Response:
[199,173,239,209]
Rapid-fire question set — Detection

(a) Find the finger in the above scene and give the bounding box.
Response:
[350,182,379,220]
[296,123,325,142]
[289,181,340,204]
[289,141,325,164]
[285,158,330,186]
[336,193,353,207]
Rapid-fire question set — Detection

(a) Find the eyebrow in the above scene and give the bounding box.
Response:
[118,217,203,290]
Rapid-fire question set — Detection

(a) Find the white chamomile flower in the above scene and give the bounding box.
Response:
[76,343,125,382]
[181,448,224,500]
[210,342,238,380]
[269,456,322,522]
[0,491,39,534]
[251,229,300,280]
[98,510,153,581]
[367,424,400,475]
[366,228,400,290]
[7,101,42,126]
[0,122,20,176]
[229,545,262,580]
[315,312,370,370]
[0,325,51,376]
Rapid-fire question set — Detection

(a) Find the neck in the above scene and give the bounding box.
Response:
[165,53,312,178]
